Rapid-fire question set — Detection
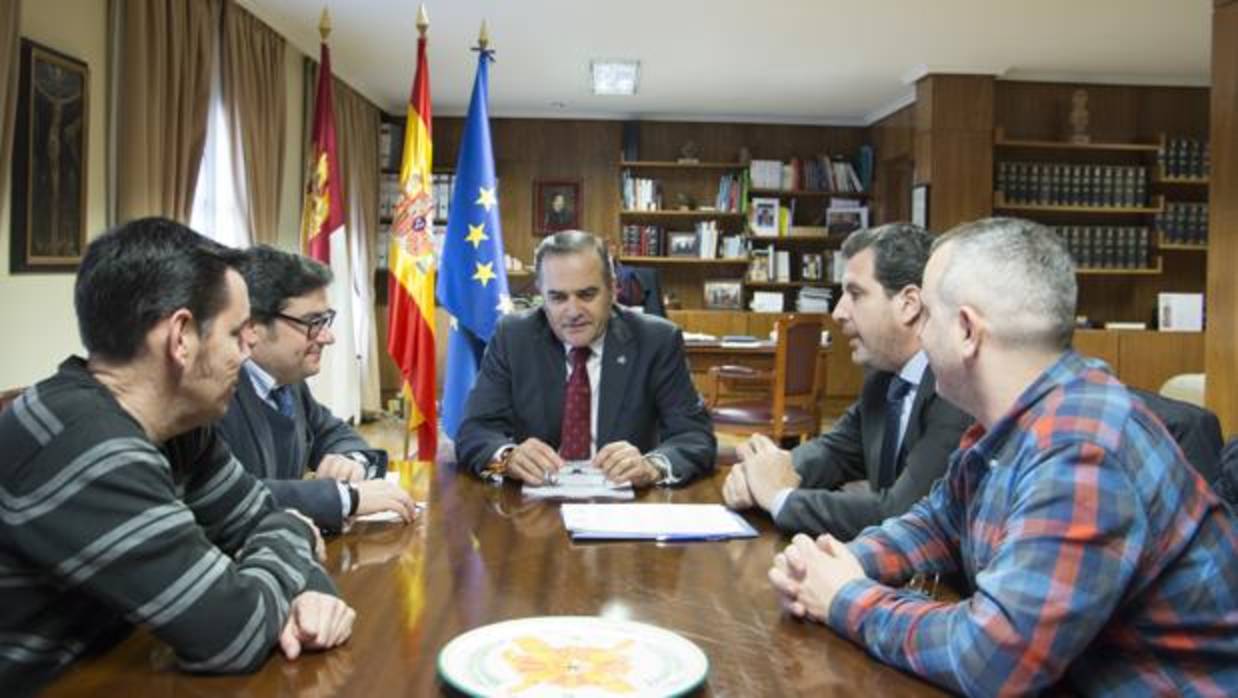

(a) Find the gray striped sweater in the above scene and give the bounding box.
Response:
[0,358,337,695]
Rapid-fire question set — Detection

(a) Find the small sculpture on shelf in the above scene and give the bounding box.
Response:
[677,140,700,164]
[675,192,697,211]
[737,146,752,164]
[1068,89,1090,144]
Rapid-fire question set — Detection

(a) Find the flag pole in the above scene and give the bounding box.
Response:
[319,7,330,40]
[400,2,429,462]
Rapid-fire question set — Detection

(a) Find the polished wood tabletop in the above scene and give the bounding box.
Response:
[45,464,944,697]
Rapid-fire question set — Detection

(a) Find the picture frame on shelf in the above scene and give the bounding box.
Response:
[750,196,779,237]
[534,180,581,235]
[9,39,89,273]
[703,279,743,310]
[801,252,824,281]
[747,248,771,282]
[911,184,929,228]
[825,206,869,237]
[666,231,700,258]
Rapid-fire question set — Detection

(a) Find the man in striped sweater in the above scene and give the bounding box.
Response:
[0,218,355,695]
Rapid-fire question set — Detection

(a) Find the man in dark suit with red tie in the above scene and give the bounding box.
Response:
[456,230,715,486]
[723,224,972,539]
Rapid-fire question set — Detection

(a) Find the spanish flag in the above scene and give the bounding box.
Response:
[386,9,437,462]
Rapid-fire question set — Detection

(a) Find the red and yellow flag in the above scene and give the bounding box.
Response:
[300,32,344,263]
[386,20,437,462]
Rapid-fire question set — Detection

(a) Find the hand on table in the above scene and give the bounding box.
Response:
[595,441,661,487]
[279,591,355,659]
[317,454,365,482]
[769,533,867,623]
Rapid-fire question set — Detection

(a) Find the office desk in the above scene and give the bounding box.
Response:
[684,341,831,410]
[45,466,944,697]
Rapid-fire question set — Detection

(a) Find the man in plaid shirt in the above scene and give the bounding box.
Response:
[770,217,1237,696]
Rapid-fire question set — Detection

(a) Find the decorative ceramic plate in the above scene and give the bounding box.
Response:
[437,616,709,697]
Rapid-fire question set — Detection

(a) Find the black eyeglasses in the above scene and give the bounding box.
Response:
[275,309,336,339]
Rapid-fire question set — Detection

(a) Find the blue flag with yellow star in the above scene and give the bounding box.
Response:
[438,48,510,439]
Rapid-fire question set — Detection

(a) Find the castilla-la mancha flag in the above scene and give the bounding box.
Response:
[300,32,361,423]
[386,28,437,461]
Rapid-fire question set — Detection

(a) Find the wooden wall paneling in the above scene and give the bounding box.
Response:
[871,105,915,225]
[1206,1,1238,434]
[1073,329,1121,369]
[1117,331,1205,392]
[914,75,995,232]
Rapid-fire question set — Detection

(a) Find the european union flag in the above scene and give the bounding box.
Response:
[437,49,511,439]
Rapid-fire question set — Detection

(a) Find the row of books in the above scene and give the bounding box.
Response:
[620,173,662,211]
[748,157,864,192]
[620,224,664,256]
[997,162,1149,208]
[1159,137,1210,180]
[713,174,746,213]
[1157,202,1209,245]
[1052,226,1152,270]
[378,173,456,222]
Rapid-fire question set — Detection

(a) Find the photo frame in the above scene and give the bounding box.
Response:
[825,206,869,237]
[911,183,929,228]
[9,39,90,273]
[534,180,581,235]
[749,196,779,237]
[703,279,743,310]
[801,252,824,281]
[666,231,700,258]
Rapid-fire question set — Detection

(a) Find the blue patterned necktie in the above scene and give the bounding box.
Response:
[272,385,294,418]
[877,376,912,490]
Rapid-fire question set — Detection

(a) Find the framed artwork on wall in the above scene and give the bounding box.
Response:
[9,38,89,273]
[534,180,581,235]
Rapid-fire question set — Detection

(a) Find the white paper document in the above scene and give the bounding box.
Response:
[560,503,758,541]
[523,464,635,501]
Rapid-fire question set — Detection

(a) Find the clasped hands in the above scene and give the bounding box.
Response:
[505,438,661,487]
[768,533,868,624]
[722,433,801,512]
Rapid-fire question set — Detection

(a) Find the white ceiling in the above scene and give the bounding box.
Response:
[239,0,1212,125]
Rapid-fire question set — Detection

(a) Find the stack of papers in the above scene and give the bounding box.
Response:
[561,504,758,541]
[523,464,634,501]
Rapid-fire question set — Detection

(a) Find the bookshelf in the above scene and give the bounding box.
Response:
[991,125,1213,323]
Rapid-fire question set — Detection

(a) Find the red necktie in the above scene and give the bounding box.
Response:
[559,347,592,459]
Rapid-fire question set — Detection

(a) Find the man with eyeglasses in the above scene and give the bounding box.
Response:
[216,246,417,533]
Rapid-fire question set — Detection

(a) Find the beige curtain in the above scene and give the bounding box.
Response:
[333,78,382,413]
[0,0,20,212]
[112,0,217,223]
[221,1,284,245]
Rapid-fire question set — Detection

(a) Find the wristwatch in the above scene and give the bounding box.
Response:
[482,445,515,480]
[347,484,360,517]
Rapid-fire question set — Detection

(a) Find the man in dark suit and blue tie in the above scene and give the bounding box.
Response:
[457,231,715,486]
[215,246,417,532]
[723,224,971,539]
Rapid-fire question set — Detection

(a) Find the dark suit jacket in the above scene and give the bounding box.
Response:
[457,306,716,482]
[1129,388,1222,483]
[1216,439,1238,510]
[777,366,972,539]
[216,372,386,532]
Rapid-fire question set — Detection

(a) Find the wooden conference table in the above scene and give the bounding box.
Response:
[46,463,944,697]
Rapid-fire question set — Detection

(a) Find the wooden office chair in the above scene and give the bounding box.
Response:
[707,315,824,444]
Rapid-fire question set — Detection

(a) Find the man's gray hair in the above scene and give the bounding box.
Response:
[534,230,614,288]
[933,217,1077,350]
[839,222,934,297]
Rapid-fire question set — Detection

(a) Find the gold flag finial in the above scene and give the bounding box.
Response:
[416,4,429,36]
[477,20,489,50]
[318,7,331,41]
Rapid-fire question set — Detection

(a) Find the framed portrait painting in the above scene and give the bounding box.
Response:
[534,180,581,235]
[9,39,90,273]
